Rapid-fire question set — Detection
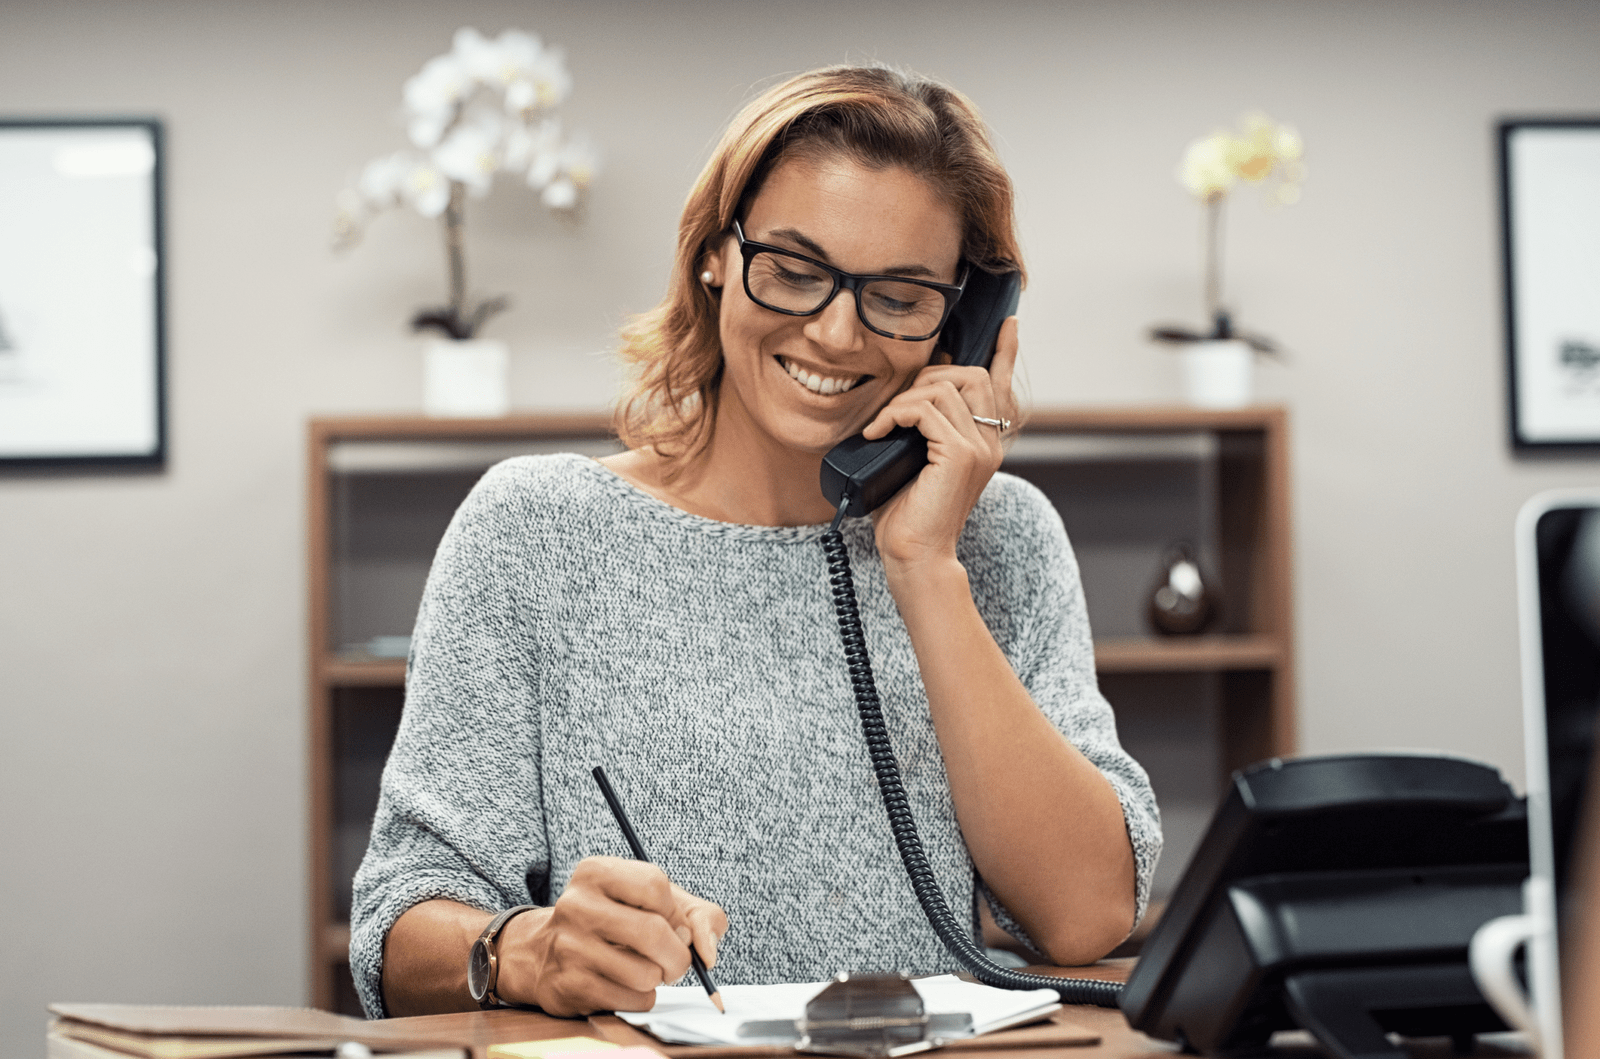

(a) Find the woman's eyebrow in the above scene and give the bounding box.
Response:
[764,226,940,279]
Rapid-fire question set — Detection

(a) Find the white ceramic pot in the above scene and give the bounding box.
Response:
[1180,339,1253,409]
[422,338,509,418]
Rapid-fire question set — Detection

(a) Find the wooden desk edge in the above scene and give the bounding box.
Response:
[378,962,1175,1059]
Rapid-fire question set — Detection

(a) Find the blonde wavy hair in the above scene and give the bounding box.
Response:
[613,63,1026,462]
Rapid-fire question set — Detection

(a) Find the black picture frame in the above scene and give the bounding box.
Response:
[0,117,166,468]
[1501,118,1600,452]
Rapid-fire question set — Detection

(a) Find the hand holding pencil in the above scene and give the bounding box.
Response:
[593,766,727,1013]
[487,853,728,1017]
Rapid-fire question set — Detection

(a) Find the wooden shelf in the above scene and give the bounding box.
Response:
[321,642,1281,685]
[1093,635,1283,673]
[323,657,406,687]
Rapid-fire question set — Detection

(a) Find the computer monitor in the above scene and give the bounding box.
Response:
[1515,489,1600,1059]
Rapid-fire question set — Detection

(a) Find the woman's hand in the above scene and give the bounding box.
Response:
[497,856,728,1017]
[861,316,1020,572]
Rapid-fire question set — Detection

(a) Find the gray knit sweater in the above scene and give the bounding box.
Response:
[349,455,1160,1018]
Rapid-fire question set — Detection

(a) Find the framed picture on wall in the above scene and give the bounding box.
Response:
[0,117,165,467]
[1502,118,1600,450]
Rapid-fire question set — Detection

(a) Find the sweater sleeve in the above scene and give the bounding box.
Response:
[960,475,1162,957]
[348,461,549,1018]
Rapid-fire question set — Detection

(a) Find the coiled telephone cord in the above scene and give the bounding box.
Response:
[820,515,1123,1009]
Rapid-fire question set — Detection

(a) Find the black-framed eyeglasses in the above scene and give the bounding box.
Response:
[732,219,967,342]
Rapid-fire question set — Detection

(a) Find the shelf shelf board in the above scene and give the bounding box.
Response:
[1094,634,1281,673]
[323,639,1280,686]
[322,657,406,687]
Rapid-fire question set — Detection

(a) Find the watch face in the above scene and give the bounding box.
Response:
[467,939,492,1002]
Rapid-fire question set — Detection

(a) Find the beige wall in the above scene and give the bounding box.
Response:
[4,0,1600,1049]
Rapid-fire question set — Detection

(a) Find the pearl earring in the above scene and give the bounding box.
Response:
[701,270,716,285]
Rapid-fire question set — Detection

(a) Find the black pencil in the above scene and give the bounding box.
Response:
[591,765,725,1014]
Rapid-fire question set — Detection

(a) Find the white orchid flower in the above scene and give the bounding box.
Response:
[403,54,469,147]
[541,177,578,210]
[1275,125,1303,163]
[403,161,452,218]
[523,117,566,188]
[504,79,537,113]
[1179,133,1234,200]
[432,121,499,197]
[335,24,597,324]
[406,111,451,152]
[357,152,413,207]
[450,27,501,84]
[526,47,572,108]
[1228,114,1279,183]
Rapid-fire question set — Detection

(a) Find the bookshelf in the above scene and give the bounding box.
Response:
[305,406,1293,1011]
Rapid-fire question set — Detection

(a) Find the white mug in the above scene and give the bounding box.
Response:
[1469,877,1562,1057]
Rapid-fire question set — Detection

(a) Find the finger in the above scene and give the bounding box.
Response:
[866,391,983,459]
[670,883,729,968]
[899,366,1005,437]
[892,378,995,452]
[989,316,1019,417]
[575,928,678,996]
[918,319,1019,425]
[584,898,692,981]
[864,376,981,446]
[682,901,729,968]
[559,872,691,983]
[579,857,680,920]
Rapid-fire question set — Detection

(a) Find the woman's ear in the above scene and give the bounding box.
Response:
[700,227,739,289]
[699,246,727,289]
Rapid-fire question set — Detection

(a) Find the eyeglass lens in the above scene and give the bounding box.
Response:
[745,249,949,339]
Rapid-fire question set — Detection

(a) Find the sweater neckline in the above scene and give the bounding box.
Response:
[572,453,867,545]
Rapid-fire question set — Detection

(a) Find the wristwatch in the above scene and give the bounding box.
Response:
[467,904,539,1009]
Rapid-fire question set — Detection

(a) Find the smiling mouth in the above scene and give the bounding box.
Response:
[777,356,867,396]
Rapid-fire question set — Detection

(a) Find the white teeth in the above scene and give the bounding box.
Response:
[781,357,858,395]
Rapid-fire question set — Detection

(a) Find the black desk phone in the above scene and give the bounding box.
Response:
[1119,753,1527,1059]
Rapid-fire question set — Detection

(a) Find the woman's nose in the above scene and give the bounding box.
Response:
[803,289,866,354]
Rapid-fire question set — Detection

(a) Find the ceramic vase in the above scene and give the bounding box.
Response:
[423,338,509,418]
[1180,339,1253,409]
[1147,543,1217,636]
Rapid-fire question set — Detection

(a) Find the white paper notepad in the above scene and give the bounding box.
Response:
[615,975,1061,1046]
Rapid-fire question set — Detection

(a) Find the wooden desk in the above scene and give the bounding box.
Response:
[379,963,1177,1059]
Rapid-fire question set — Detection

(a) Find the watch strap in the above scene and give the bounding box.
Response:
[472,903,540,1009]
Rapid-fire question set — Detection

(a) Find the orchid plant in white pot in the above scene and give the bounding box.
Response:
[1151,112,1303,407]
[334,27,597,416]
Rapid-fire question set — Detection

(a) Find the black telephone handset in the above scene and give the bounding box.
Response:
[819,268,1022,517]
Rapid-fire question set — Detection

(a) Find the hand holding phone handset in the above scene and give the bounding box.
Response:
[815,267,1122,1008]
[820,267,1022,518]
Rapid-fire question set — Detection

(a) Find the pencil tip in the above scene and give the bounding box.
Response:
[711,991,725,1014]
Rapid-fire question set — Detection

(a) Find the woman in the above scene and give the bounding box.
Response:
[351,63,1160,1020]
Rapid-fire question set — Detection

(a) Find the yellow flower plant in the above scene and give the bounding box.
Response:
[1154,112,1305,352]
